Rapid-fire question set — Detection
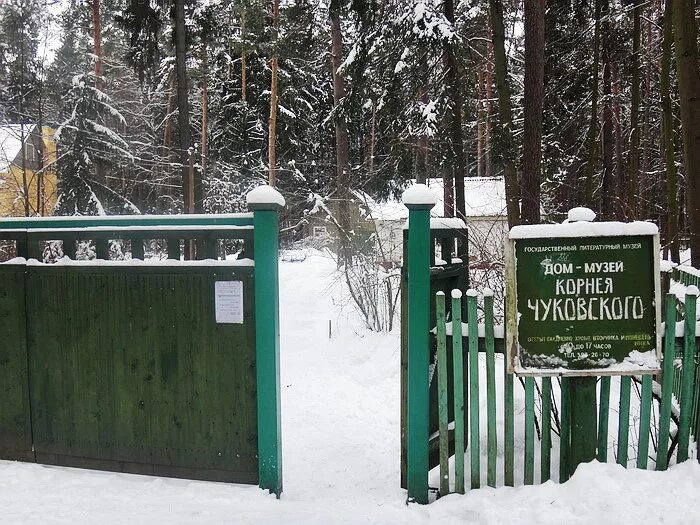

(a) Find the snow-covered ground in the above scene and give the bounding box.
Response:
[1,252,699,524]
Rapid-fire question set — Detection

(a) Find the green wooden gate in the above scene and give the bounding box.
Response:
[0,186,284,495]
[401,186,700,504]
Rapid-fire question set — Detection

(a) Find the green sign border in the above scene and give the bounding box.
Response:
[505,231,662,377]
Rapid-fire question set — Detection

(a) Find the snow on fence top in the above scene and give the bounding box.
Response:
[0,212,254,228]
[659,259,678,273]
[22,257,255,267]
[401,183,437,206]
[509,220,658,239]
[245,185,286,207]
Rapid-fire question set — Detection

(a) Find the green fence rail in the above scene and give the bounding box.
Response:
[0,186,284,496]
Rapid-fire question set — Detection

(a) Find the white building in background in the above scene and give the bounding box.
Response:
[362,176,508,266]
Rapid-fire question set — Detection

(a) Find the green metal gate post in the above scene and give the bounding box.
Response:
[403,185,435,504]
[247,186,285,497]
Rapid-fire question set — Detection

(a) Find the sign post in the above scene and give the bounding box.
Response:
[506,208,661,476]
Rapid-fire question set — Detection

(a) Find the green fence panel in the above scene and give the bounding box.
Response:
[25,265,258,484]
[451,291,466,494]
[524,377,535,485]
[637,374,653,469]
[0,263,33,462]
[617,376,631,467]
[597,376,610,462]
[678,292,697,463]
[541,377,551,483]
[467,292,480,489]
[504,364,514,486]
[484,292,497,488]
[436,292,449,496]
[559,378,570,482]
[657,293,677,471]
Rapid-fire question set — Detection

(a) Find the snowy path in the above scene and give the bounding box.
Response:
[1,253,700,524]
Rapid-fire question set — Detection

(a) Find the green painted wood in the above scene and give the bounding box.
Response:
[657,293,677,471]
[63,238,76,259]
[131,239,145,259]
[597,376,610,462]
[617,376,631,467]
[524,377,535,485]
[568,377,597,477]
[16,236,28,258]
[467,292,480,489]
[451,292,466,494]
[405,205,432,504]
[541,377,552,482]
[637,374,653,469]
[95,239,109,259]
[25,265,258,483]
[504,365,514,486]
[559,378,571,482]
[436,293,449,496]
[678,292,697,463]
[252,206,283,496]
[484,293,497,488]
[0,264,34,462]
[167,239,181,260]
[0,213,254,230]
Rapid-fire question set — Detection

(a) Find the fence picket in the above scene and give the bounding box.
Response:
[559,378,570,482]
[637,375,653,469]
[436,292,449,495]
[504,365,514,486]
[597,376,610,462]
[451,291,466,494]
[541,377,551,482]
[467,291,480,489]
[678,291,697,463]
[617,376,631,467]
[484,292,497,488]
[657,293,678,470]
[524,377,535,485]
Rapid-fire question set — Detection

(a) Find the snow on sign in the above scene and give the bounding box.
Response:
[505,217,662,376]
[214,280,244,324]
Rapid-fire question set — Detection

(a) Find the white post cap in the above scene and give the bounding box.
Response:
[402,184,437,209]
[246,185,286,210]
[567,207,596,222]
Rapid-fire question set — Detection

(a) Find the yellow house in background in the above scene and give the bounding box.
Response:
[0,124,58,217]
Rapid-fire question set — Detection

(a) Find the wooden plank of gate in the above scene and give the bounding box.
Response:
[467,291,480,489]
[436,292,449,496]
[504,363,514,486]
[524,376,534,485]
[678,291,698,463]
[559,378,570,482]
[657,293,678,470]
[617,376,631,467]
[637,374,653,469]
[541,377,551,483]
[484,292,497,488]
[452,291,466,494]
[597,376,610,462]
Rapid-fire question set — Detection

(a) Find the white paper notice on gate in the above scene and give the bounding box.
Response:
[214,281,244,324]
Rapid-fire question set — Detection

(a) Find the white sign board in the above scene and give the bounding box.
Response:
[214,281,244,324]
